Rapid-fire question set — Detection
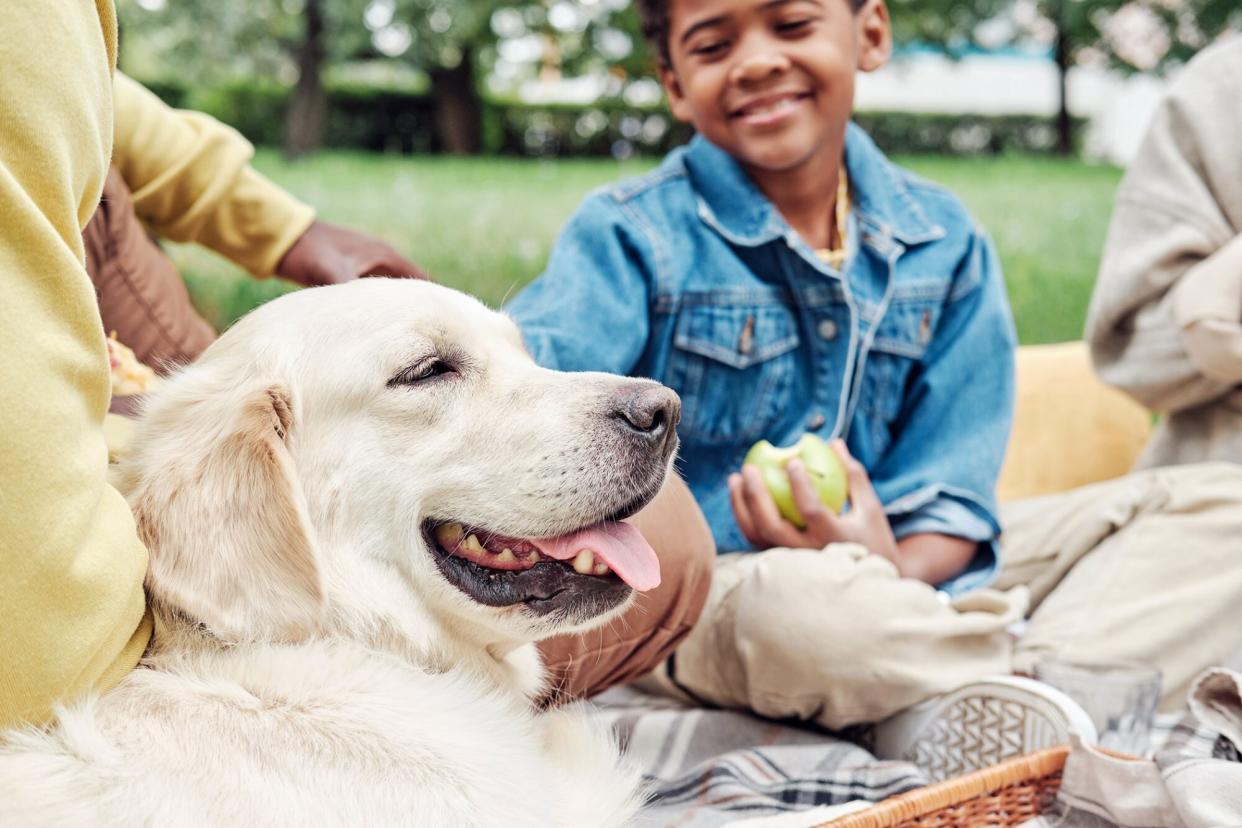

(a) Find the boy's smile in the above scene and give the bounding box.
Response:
[661,0,890,189]
[730,90,813,127]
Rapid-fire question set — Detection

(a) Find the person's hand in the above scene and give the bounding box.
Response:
[729,439,900,565]
[276,219,429,287]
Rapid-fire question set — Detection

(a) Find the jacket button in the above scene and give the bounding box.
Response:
[817,319,838,340]
[807,412,826,430]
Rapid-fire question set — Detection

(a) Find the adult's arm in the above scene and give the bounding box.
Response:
[1085,40,1242,413]
[111,72,316,278]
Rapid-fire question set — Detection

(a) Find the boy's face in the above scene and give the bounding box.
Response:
[660,0,890,177]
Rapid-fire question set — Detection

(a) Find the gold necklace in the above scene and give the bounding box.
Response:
[817,169,850,270]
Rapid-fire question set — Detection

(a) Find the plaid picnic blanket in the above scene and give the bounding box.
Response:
[1151,709,1241,764]
[590,687,1238,828]
[592,686,923,828]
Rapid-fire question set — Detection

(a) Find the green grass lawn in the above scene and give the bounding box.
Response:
[175,150,1122,345]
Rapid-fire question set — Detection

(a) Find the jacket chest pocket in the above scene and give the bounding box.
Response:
[665,304,800,446]
[857,295,940,453]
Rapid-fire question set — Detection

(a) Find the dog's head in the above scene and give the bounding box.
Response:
[118,279,679,649]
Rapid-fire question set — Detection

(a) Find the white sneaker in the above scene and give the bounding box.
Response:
[870,676,1097,782]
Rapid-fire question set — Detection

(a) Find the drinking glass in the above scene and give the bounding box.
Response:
[1033,660,1162,756]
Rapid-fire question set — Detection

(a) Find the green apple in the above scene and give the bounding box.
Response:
[744,434,848,527]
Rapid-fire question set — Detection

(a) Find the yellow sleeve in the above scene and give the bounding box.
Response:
[112,72,316,277]
[0,0,151,728]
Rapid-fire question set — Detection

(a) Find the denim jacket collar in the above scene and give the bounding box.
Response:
[684,124,946,250]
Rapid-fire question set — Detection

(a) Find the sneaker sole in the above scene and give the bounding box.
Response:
[871,676,1098,782]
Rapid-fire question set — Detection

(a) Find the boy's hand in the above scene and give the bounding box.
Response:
[277,220,430,286]
[729,439,900,566]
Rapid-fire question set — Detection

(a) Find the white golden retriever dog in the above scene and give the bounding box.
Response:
[0,279,681,826]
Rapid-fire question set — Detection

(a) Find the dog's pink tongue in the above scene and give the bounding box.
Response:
[532,522,661,592]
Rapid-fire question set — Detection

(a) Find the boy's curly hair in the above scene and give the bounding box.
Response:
[638,0,870,65]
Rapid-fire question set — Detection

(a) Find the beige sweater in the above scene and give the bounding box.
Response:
[1086,36,1242,469]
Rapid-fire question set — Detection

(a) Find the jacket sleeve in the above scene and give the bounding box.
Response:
[0,0,151,728]
[504,193,655,376]
[112,72,316,278]
[873,228,1016,550]
[1085,43,1242,413]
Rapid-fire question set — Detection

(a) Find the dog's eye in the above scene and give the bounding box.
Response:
[388,359,456,388]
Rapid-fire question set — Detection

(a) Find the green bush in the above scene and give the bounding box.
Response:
[136,77,190,110]
[854,111,1086,155]
[480,97,694,157]
[139,77,1085,157]
[188,79,289,146]
[320,84,437,154]
[164,79,440,153]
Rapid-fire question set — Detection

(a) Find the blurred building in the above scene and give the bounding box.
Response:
[856,47,1169,165]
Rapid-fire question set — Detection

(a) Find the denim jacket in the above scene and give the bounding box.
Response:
[506,126,1016,596]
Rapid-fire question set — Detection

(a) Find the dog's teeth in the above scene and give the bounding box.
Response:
[528,550,541,562]
[464,534,484,553]
[572,549,595,574]
[435,523,464,547]
[496,548,517,563]
[593,562,610,576]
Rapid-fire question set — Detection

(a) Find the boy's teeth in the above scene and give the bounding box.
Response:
[745,97,797,117]
[572,549,596,574]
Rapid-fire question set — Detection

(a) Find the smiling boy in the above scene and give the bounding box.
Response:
[506,0,1086,772]
[661,0,985,585]
[655,0,871,250]
[511,0,1008,596]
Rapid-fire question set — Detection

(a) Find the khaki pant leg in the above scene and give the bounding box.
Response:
[671,545,1025,730]
[1002,463,1242,710]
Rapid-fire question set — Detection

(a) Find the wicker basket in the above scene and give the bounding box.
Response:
[819,746,1069,828]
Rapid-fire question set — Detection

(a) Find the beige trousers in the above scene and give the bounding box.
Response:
[669,463,1242,730]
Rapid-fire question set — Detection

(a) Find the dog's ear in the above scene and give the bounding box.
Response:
[122,381,323,643]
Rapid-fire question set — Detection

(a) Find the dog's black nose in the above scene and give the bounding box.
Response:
[612,385,681,446]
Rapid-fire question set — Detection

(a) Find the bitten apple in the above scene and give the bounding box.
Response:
[743,434,848,527]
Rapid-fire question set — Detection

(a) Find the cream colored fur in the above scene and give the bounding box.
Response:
[0,279,673,826]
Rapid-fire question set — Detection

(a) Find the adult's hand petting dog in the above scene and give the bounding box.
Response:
[277,219,429,286]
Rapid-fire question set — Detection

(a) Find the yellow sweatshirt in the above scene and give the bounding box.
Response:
[113,73,315,278]
[0,1,314,728]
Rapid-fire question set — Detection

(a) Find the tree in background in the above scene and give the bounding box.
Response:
[887,0,1241,153]
[371,0,644,153]
[1012,0,1240,153]
[118,0,1240,158]
[287,0,328,158]
[355,0,505,154]
[120,0,537,155]
[117,0,371,157]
